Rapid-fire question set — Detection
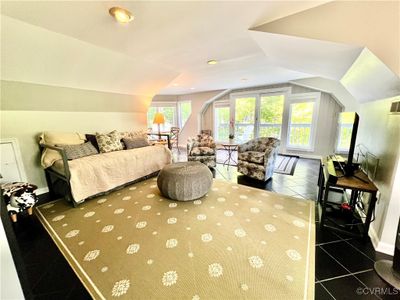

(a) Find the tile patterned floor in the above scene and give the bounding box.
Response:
[1,149,396,299]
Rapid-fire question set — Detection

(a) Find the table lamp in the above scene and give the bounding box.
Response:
[153,112,165,138]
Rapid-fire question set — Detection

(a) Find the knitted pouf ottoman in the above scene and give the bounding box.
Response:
[157,162,213,201]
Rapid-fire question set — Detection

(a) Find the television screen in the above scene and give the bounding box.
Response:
[337,112,359,176]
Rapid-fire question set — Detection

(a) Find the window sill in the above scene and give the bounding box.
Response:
[286,146,314,153]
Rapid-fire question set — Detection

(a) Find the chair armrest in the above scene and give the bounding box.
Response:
[238,141,253,153]
[41,144,71,179]
[263,146,279,166]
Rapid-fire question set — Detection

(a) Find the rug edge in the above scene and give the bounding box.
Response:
[35,206,105,300]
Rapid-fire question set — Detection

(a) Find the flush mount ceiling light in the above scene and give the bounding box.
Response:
[109,7,134,23]
[207,60,218,65]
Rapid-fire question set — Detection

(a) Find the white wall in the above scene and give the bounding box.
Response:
[177,90,223,145]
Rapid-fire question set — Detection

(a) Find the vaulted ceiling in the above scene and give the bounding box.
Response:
[1,1,399,105]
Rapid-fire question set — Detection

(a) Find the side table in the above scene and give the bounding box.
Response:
[221,143,238,167]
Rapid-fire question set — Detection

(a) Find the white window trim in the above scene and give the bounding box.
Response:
[286,92,321,152]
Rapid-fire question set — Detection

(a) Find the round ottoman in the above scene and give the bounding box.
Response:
[157,162,213,201]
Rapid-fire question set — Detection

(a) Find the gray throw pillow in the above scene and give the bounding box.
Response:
[58,142,99,160]
[123,137,150,149]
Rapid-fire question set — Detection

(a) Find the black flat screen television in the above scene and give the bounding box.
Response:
[338,112,360,176]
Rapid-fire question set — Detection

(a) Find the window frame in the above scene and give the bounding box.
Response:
[286,92,321,152]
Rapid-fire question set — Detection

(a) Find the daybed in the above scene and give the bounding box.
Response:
[39,131,172,206]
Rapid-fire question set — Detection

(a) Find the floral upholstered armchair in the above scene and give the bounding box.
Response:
[237,137,280,181]
[187,134,216,167]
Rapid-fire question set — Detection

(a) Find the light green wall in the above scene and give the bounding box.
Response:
[0,81,150,190]
[357,97,400,250]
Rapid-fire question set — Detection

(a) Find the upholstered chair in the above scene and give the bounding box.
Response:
[187,134,216,167]
[237,137,280,181]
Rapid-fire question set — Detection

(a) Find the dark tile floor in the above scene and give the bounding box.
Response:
[2,150,396,299]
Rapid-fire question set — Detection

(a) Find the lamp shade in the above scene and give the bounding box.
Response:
[153,112,165,125]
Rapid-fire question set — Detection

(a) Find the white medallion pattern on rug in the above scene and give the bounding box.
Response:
[208,263,223,277]
[126,244,140,254]
[167,217,177,224]
[286,249,302,261]
[136,221,147,229]
[248,256,264,269]
[264,224,276,232]
[65,230,79,238]
[162,271,178,286]
[114,208,124,214]
[102,225,114,233]
[293,219,306,228]
[201,233,213,242]
[84,249,100,261]
[52,215,65,222]
[165,239,178,248]
[111,279,130,297]
[234,228,247,238]
[224,210,234,217]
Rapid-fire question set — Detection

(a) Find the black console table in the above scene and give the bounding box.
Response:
[318,157,378,239]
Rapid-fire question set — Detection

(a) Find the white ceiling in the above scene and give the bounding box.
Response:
[1,0,328,96]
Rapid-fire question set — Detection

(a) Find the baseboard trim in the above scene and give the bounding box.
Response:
[369,226,395,256]
[36,187,49,195]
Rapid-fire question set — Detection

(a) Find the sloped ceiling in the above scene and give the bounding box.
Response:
[252,0,400,104]
[1,1,398,104]
[1,0,328,96]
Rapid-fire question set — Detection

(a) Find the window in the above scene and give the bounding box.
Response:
[259,94,284,139]
[287,93,320,150]
[234,97,256,143]
[147,105,176,132]
[178,101,191,128]
[336,112,355,152]
[214,102,230,142]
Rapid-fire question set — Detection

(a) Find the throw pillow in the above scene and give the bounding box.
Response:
[122,137,150,149]
[85,134,100,152]
[95,130,124,153]
[57,142,98,160]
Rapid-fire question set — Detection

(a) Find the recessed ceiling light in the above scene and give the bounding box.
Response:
[172,83,179,86]
[109,7,134,23]
[190,87,195,90]
[207,60,218,65]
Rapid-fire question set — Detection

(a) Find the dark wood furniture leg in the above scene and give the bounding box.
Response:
[364,191,378,239]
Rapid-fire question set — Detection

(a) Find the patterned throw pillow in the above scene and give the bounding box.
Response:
[95,131,124,153]
[122,137,150,149]
[120,130,149,141]
[57,142,98,160]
